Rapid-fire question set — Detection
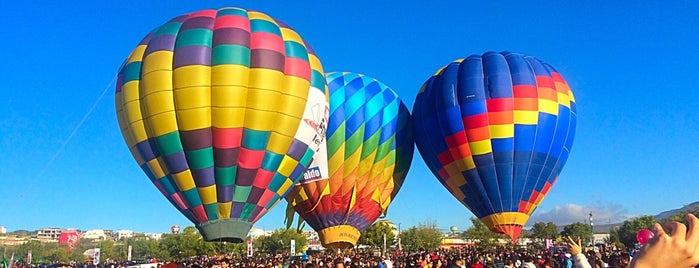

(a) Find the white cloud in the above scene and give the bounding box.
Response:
[528,203,634,226]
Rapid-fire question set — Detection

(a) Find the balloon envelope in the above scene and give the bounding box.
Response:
[285,72,414,249]
[115,7,328,242]
[412,52,577,241]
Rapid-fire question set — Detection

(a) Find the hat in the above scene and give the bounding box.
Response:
[565,253,572,258]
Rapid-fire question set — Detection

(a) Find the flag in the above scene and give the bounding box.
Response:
[2,254,7,268]
[8,253,13,268]
[27,250,31,265]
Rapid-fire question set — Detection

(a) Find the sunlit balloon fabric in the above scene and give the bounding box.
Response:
[286,72,414,249]
[412,52,576,241]
[114,7,328,242]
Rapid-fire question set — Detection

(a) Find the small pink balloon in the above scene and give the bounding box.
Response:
[636,229,654,245]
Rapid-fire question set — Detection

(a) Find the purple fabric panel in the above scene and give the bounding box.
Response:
[192,166,215,187]
[217,184,234,202]
[287,139,307,160]
[236,168,256,186]
[173,46,211,68]
[213,28,250,47]
[164,151,189,174]
[179,16,214,31]
[214,147,240,167]
[231,202,245,218]
[250,49,284,71]
[144,34,176,55]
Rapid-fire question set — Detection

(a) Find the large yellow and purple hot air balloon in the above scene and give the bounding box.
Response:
[285,72,414,249]
[114,7,329,242]
[412,52,576,241]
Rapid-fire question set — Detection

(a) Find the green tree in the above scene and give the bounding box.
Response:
[15,240,45,263]
[399,221,443,251]
[560,222,593,246]
[529,222,559,241]
[462,217,504,249]
[256,229,307,255]
[606,228,624,249]
[358,220,396,249]
[616,215,656,248]
[663,206,699,223]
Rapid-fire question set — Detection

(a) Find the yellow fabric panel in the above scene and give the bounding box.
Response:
[126,45,147,64]
[556,90,571,108]
[454,156,476,172]
[489,124,514,139]
[538,99,559,115]
[140,70,172,95]
[297,187,308,201]
[513,110,538,125]
[279,28,304,44]
[147,112,179,136]
[369,155,390,182]
[274,92,306,119]
[443,162,463,179]
[277,155,298,177]
[127,120,148,144]
[142,51,173,74]
[280,76,308,96]
[266,132,292,155]
[469,140,493,155]
[211,65,250,86]
[121,81,141,103]
[248,69,284,91]
[480,212,530,227]
[173,65,211,88]
[146,158,166,179]
[272,114,300,138]
[568,89,576,103]
[172,170,196,191]
[357,152,377,179]
[174,86,211,110]
[211,107,245,128]
[276,179,294,196]
[342,147,362,177]
[218,202,231,219]
[198,185,217,205]
[176,107,212,131]
[243,109,274,131]
[248,11,276,22]
[308,54,323,75]
[123,100,143,124]
[142,90,175,116]
[211,85,248,107]
[327,143,345,177]
[246,88,282,111]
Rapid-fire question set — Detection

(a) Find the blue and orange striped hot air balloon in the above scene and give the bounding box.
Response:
[285,72,414,249]
[115,7,329,242]
[412,52,576,241]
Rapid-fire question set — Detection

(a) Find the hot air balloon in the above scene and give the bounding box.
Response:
[114,7,329,242]
[412,52,576,241]
[285,72,414,249]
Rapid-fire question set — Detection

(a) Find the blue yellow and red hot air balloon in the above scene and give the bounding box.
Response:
[114,7,328,242]
[412,52,576,241]
[285,72,414,249]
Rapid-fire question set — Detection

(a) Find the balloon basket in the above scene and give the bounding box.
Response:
[197,219,253,243]
[318,225,361,249]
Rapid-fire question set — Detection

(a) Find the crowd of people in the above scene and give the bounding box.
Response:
[6,214,699,268]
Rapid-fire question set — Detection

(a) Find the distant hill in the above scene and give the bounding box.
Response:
[655,201,699,220]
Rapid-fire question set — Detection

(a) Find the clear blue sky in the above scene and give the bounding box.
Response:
[1,1,698,234]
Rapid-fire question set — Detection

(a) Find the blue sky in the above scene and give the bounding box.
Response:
[1,1,698,234]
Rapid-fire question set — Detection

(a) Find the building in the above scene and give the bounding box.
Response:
[37,227,63,242]
[83,229,108,241]
[116,230,134,240]
[0,226,6,234]
[144,233,162,240]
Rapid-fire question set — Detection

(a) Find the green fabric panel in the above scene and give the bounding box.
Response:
[175,29,213,48]
[182,188,202,206]
[154,22,182,36]
[156,132,184,156]
[215,166,237,186]
[204,203,219,220]
[345,125,365,157]
[185,147,214,170]
[212,44,250,66]
[232,185,251,203]
[242,129,270,150]
[327,123,345,156]
[284,41,309,61]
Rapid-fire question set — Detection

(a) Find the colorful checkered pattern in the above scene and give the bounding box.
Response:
[412,52,576,240]
[286,72,414,240]
[114,7,328,240]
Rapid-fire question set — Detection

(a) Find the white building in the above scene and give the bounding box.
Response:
[116,230,134,240]
[37,227,63,241]
[83,229,108,241]
[0,226,6,234]
[144,233,162,240]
